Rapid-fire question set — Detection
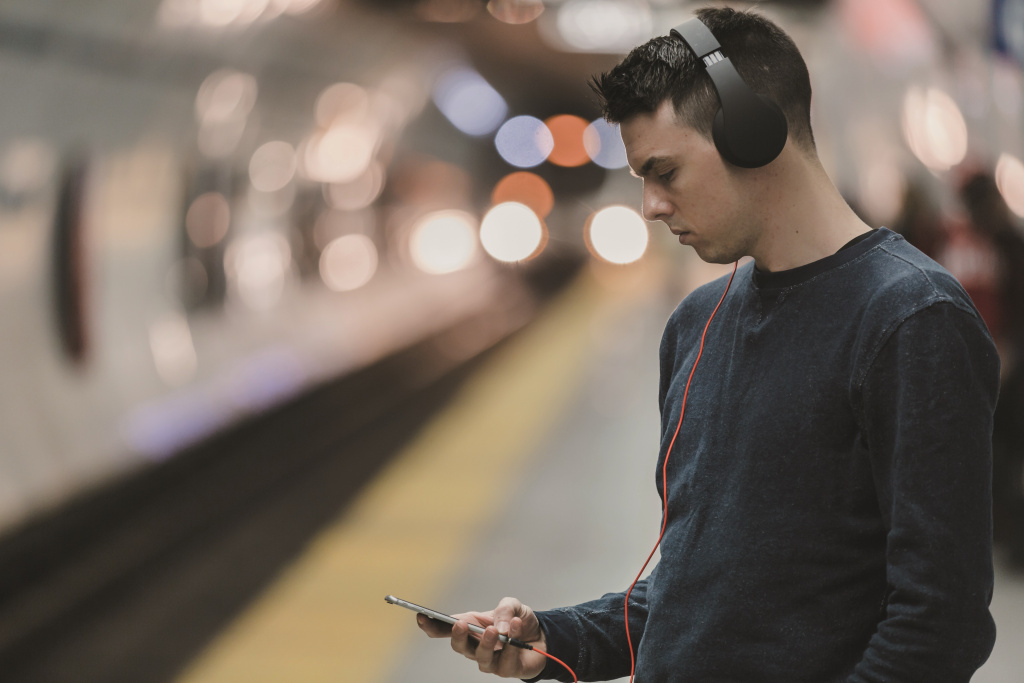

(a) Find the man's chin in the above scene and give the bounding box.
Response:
[691,246,737,266]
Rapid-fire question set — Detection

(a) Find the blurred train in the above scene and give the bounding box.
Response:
[0,3,648,675]
[0,0,615,536]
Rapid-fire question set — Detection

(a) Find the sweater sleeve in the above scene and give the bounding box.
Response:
[526,579,650,682]
[851,300,998,682]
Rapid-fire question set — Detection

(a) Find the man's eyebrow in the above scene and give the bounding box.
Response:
[633,156,671,179]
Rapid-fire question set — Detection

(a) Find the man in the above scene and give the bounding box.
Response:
[418,7,998,681]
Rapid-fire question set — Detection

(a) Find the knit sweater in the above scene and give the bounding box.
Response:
[531,228,998,682]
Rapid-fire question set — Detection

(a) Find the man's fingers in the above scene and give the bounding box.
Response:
[416,614,453,638]
[475,626,503,673]
[495,618,526,677]
[494,597,542,644]
[450,621,477,659]
[492,596,522,637]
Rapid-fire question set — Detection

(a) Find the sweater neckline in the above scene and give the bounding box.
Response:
[751,227,890,291]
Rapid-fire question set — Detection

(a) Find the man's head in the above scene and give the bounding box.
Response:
[590,7,819,265]
[591,6,815,155]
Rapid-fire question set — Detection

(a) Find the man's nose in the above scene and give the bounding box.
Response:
[642,184,671,223]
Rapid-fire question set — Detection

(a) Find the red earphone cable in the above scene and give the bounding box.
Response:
[532,647,578,682]
[624,262,738,682]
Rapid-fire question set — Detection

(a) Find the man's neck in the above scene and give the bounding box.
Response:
[748,151,872,273]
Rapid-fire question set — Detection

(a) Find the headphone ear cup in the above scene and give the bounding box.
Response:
[711,107,741,167]
[711,95,788,169]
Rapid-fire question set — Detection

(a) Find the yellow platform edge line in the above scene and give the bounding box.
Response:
[174,270,615,683]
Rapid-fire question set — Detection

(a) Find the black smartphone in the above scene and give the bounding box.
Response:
[385,595,526,647]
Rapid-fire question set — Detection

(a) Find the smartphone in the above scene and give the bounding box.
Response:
[385,595,529,648]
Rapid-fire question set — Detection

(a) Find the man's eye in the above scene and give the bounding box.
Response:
[658,170,675,182]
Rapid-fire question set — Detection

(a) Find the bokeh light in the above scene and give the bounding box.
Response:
[149,311,198,387]
[901,86,968,172]
[303,122,379,183]
[545,114,590,167]
[259,0,288,21]
[281,0,323,14]
[195,69,257,158]
[410,210,479,274]
[195,0,263,28]
[583,118,628,169]
[554,0,654,53]
[249,141,296,193]
[315,82,371,128]
[186,192,231,248]
[433,67,508,136]
[587,205,649,264]
[159,0,325,28]
[325,161,385,210]
[195,69,258,125]
[837,0,935,69]
[225,233,292,310]
[495,116,554,168]
[996,153,1024,219]
[374,67,431,129]
[858,158,905,225]
[491,171,554,218]
[319,234,378,291]
[487,0,544,24]
[480,202,544,262]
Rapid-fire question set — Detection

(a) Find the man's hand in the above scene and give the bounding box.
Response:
[416,596,548,679]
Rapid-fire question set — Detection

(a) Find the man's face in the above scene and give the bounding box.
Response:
[620,100,760,264]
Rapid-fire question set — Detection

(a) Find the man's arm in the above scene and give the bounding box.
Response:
[526,579,651,682]
[853,301,999,682]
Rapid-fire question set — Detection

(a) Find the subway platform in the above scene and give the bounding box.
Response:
[161,263,1024,683]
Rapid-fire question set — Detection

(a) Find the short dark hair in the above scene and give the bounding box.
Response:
[590,7,815,151]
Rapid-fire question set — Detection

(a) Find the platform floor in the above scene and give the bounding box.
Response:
[173,263,1024,683]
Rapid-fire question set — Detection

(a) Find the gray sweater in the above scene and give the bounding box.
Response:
[531,228,998,682]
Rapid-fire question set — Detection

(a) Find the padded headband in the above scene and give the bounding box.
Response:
[670,18,788,168]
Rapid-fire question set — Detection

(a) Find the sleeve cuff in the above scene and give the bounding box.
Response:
[521,609,579,682]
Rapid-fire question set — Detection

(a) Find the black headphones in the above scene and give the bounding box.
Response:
[670,18,788,168]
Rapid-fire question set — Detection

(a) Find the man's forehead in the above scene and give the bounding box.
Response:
[621,107,705,176]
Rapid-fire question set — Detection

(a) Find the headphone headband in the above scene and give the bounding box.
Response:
[670,18,722,63]
[670,18,788,169]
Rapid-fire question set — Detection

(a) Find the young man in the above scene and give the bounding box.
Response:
[418,7,998,681]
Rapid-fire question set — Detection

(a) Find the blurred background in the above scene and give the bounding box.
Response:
[0,0,1022,681]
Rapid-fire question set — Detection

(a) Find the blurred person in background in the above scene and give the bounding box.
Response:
[893,171,1024,571]
[890,179,946,259]
[416,7,999,681]
[952,171,1024,571]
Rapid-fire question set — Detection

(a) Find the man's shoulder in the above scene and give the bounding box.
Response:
[848,233,994,379]
[855,231,977,319]
[667,264,751,329]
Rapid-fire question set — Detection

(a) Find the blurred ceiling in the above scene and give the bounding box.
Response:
[0,0,1002,118]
